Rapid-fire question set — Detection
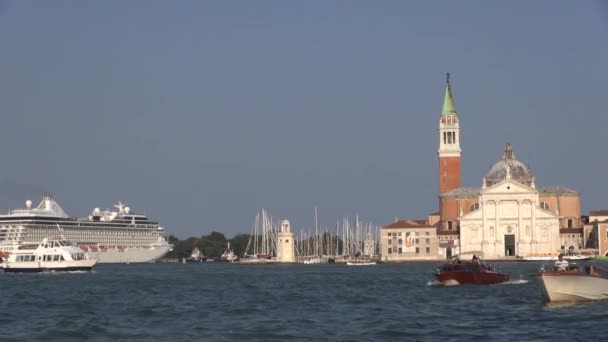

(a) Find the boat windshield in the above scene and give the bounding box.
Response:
[440,262,496,273]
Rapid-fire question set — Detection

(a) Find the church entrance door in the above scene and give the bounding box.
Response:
[446,247,452,260]
[504,235,515,256]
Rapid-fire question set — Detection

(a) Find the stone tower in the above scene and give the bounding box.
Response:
[276,220,295,263]
[438,73,462,195]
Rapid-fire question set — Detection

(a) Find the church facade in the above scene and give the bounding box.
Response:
[435,76,582,259]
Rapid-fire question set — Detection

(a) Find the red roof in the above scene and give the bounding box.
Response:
[589,210,608,216]
[382,220,432,229]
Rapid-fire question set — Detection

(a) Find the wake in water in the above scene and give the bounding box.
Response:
[426,279,460,286]
[502,279,528,285]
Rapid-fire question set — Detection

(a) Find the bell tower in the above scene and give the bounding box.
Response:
[438,73,462,194]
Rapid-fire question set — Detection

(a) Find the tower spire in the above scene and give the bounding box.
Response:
[437,73,461,195]
[442,72,457,115]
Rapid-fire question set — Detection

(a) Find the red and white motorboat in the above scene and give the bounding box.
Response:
[538,264,608,302]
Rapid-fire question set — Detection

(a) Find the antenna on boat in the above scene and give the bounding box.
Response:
[56,223,66,240]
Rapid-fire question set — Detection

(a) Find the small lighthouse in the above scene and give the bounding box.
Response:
[276,220,295,263]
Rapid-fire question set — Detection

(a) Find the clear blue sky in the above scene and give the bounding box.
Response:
[0,1,606,238]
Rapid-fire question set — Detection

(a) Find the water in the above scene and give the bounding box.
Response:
[1,262,607,341]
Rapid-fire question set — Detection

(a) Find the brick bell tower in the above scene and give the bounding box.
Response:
[438,73,461,195]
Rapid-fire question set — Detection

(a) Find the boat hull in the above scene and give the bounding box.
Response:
[85,245,171,263]
[539,271,608,302]
[436,271,509,285]
[2,259,97,273]
[346,262,376,266]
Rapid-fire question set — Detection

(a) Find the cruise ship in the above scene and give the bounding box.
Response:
[0,195,172,263]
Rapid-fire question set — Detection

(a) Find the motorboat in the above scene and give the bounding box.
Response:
[1,238,97,272]
[346,258,376,266]
[537,263,608,302]
[184,247,207,263]
[516,254,558,262]
[435,253,509,285]
[563,252,591,261]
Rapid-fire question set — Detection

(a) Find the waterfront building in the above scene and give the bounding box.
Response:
[276,220,295,263]
[380,220,438,262]
[583,211,608,256]
[436,75,582,259]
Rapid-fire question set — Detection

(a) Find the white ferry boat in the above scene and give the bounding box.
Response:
[1,238,97,272]
[0,195,172,263]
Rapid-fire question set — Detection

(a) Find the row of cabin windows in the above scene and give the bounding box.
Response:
[43,255,65,261]
[387,247,431,254]
[15,255,67,262]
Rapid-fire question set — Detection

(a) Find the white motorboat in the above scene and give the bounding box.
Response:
[516,254,558,262]
[537,264,608,302]
[346,259,376,266]
[563,253,591,261]
[1,238,97,272]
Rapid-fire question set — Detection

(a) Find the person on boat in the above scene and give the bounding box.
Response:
[554,253,569,271]
[472,255,480,264]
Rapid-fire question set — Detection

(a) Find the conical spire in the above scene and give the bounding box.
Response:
[441,72,457,115]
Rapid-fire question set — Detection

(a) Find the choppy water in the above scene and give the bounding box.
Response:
[1,262,607,341]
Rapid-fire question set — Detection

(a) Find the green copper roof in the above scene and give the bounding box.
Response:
[441,73,457,115]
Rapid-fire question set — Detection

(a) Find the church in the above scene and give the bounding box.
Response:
[436,76,582,259]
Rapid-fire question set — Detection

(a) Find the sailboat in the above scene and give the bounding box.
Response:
[302,207,328,264]
[235,209,278,264]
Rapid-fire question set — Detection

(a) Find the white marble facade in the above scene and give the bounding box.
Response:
[459,178,561,258]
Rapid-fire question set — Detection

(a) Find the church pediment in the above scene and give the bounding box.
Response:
[481,179,536,196]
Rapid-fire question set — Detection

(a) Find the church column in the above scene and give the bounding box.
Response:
[531,200,537,254]
[494,201,500,257]
[517,200,523,255]
[481,200,485,253]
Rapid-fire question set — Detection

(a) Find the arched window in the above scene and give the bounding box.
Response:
[469,203,480,211]
[540,202,550,210]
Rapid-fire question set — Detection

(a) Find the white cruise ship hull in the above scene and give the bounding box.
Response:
[85,245,171,263]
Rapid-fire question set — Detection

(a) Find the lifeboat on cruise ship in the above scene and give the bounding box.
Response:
[89,246,98,252]
[99,246,108,252]
[435,253,509,285]
[537,264,608,302]
[117,246,125,252]
[79,246,89,252]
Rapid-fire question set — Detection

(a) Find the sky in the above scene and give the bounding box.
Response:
[0,1,606,238]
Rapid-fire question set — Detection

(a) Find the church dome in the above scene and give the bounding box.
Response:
[485,143,534,187]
